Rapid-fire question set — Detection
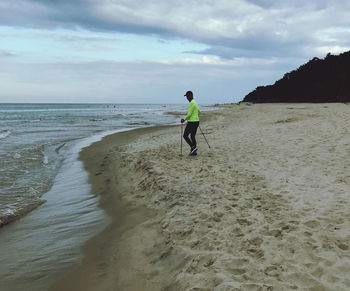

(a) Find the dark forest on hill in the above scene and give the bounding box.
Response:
[243,51,350,103]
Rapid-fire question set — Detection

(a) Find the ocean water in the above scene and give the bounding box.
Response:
[0,103,191,290]
[0,103,186,227]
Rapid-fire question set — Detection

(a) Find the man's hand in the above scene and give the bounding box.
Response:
[181,119,185,123]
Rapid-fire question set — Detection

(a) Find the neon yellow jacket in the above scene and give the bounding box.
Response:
[184,99,200,122]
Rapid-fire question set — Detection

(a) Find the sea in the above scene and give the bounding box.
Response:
[0,103,201,290]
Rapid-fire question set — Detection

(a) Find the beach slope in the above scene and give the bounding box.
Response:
[53,104,350,290]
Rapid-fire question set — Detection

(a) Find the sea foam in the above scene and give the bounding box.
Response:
[0,130,11,139]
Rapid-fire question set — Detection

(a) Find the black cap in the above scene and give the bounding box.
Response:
[184,90,193,97]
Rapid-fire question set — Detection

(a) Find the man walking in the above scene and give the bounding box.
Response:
[181,90,200,156]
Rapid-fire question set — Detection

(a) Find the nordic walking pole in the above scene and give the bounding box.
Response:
[199,126,211,149]
[180,122,183,158]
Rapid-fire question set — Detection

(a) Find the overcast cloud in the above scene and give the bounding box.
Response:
[1,0,350,103]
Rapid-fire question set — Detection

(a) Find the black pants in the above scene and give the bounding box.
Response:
[183,121,199,148]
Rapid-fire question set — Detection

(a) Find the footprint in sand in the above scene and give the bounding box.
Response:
[285,272,323,289]
[241,283,273,290]
[264,265,281,277]
[247,237,264,247]
[334,240,349,251]
[246,248,265,260]
[230,268,247,275]
[212,211,224,222]
[304,220,321,229]
[232,227,244,237]
[237,218,252,226]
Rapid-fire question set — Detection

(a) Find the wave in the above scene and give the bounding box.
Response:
[126,121,150,126]
[0,144,60,227]
[89,118,106,122]
[0,199,45,227]
[164,111,184,116]
[21,129,66,134]
[0,130,11,140]
[43,155,49,165]
[55,143,66,154]
[13,152,22,159]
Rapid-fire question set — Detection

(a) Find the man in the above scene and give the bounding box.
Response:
[181,90,200,156]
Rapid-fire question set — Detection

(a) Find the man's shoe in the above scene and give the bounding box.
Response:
[190,147,198,154]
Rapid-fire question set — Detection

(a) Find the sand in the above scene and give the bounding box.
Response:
[53,103,350,290]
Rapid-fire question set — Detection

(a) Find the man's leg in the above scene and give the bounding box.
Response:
[183,123,194,148]
[190,122,199,149]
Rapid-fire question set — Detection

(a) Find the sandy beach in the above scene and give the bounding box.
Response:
[53,103,350,290]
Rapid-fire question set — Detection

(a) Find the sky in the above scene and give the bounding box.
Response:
[1,0,350,104]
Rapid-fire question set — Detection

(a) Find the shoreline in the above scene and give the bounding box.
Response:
[53,104,350,290]
[51,125,182,290]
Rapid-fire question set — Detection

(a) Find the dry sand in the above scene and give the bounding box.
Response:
[53,103,350,290]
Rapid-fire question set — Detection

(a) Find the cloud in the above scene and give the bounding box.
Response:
[1,0,350,61]
[246,0,329,9]
[2,0,350,103]
[0,57,285,103]
[0,49,16,58]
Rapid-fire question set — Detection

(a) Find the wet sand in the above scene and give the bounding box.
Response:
[53,104,350,290]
